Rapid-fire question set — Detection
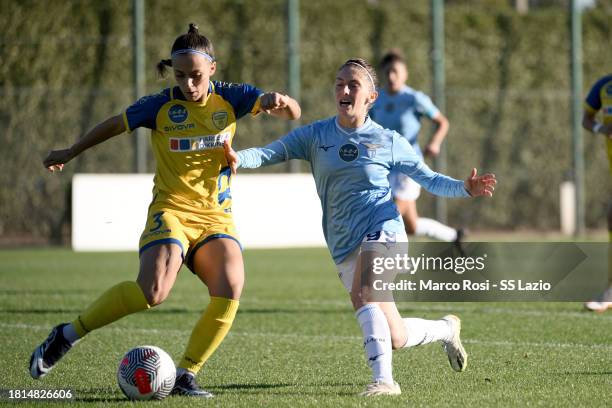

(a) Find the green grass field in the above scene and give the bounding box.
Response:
[1,248,610,407]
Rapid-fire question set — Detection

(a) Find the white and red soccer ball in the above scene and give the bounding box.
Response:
[117,345,175,400]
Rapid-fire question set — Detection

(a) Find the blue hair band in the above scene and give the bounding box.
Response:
[171,49,214,62]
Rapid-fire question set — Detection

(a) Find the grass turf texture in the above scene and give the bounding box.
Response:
[0,248,610,407]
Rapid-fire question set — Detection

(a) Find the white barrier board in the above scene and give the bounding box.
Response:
[72,173,326,251]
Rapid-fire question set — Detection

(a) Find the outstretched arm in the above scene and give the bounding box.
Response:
[224,124,312,174]
[259,93,301,120]
[224,140,290,174]
[43,114,126,172]
[393,134,496,198]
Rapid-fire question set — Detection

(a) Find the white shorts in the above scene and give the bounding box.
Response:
[389,170,421,201]
[336,230,408,292]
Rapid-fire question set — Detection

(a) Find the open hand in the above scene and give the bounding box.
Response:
[43,148,74,173]
[464,168,496,197]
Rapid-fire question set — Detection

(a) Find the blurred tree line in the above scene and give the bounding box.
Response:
[0,0,611,243]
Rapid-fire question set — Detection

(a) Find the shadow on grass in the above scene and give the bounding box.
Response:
[561,371,612,376]
[212,382,294,390]
[207,382,361,397]
[73,387,125,402]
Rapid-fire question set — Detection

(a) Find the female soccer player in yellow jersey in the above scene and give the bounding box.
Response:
[582,73,612,313]
[31,23,301,397]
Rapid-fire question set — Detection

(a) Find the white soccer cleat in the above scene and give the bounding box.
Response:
[359,380,401,397]
[441,315,468,372]
[584,287,612,313]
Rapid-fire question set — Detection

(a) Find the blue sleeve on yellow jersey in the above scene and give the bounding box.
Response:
[392,134,468,198]
[585,75,612,111]
[414,91,440,119]
[237,124,313,168]
[124,89,171,131]
[213,81,263,120]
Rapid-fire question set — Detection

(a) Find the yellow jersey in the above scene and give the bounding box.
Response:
[584,74,612,173]
[123,81,262,214]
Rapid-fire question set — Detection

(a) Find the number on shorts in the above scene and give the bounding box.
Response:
[149,211,164,232]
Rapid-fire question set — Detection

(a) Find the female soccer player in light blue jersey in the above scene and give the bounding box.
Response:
[224,58,496,396]
[370,50,463,248]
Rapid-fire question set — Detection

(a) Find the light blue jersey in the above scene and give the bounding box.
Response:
[370,85,439,157]
[237,116,468,264]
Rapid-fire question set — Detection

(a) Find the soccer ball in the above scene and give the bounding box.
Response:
[117,345,176,400]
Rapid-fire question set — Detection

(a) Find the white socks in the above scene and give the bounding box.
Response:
[62,323,81,345]
[356,304,393,384]
[415,218,457,242]
[401,318,452,348]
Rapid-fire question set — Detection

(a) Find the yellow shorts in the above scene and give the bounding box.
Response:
[139,199,240,272]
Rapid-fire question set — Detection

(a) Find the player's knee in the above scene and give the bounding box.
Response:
[209,277,244,299]
[350,291,366,310]
[143,283,170,306]
[225,280,243,299]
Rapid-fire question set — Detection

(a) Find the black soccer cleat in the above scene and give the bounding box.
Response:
[171,373,214,398]
[29,323,73,379]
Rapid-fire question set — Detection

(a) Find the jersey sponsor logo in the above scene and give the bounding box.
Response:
[318,144,336,151]
[169,132,230,152]
[168,104,188,123]
[163,123,196,132]
[361,142,382,158]
[339,143,359,162]
[212,111,229,130]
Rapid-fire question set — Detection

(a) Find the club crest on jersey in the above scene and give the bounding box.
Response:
[339,143,359,162]
[212,111,228,130]
[361,142,382,158]
[168,104,188,123]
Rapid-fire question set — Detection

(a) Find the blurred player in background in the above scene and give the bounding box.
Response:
[370,50,465,251]
[31,23,301,397]
[224,58,496,396]
[583,73,612,313]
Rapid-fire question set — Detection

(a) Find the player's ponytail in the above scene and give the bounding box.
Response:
[156,59,172,78]
[156,23,215,78]
[187,23,199,35]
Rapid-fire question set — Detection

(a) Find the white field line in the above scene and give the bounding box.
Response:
[3,294,610,320]
[2,323,611,350]
[244,298,612,320]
